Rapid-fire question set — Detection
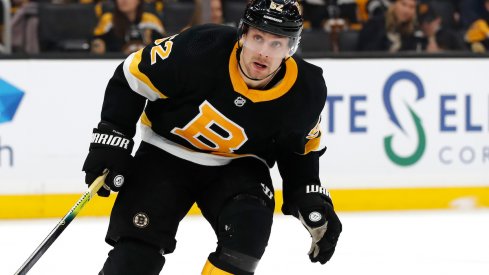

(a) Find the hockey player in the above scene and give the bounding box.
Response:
[82,0,342,274]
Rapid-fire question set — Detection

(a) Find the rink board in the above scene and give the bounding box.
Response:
[0,187,489,219]
[0,58,488,218]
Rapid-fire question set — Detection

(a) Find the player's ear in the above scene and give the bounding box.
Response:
[238,35,245,47]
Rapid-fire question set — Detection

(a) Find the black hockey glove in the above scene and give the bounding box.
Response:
[295,187,342,264]
[82,122,134,197]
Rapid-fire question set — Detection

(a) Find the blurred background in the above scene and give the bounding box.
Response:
[0,0,488,274]
[4,0,489,55]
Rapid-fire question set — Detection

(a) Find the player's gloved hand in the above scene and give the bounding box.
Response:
[82,121,134,197]
[296,190,342,264]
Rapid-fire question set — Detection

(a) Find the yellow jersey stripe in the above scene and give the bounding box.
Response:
[124,49,168,100]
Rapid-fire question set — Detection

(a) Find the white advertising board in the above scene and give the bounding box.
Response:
[0,58,487,195]
[0,60,120,194]
[313,58,489,188]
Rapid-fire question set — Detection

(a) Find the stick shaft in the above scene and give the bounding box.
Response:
[14,172,107,275]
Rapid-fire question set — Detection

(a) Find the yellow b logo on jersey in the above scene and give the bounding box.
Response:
[171,101,248,153]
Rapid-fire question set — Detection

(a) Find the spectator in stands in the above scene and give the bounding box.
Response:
[458,0,484,30]
[416,2,465,52]
[441,0,463,30]
[301,0,330,30]
[366,0,393,18]
[188,0,203,27]
[209,0,223,24]
[416,2,442,52]
[2,0,28,48]
[9,0,27,14]
[336,0,369,31]
[159,0,203,35]
[208,0,247,27]
[357,0,417,52]
[10,0,39,54]
[464,0,489,52]
[296,1,369,32]
[91,0,165,55]
[302,0,361,31]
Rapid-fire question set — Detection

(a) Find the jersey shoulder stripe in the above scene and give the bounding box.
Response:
[125,24,236,100]
[123,49,168,101]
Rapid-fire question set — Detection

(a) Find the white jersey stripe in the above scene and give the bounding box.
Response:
[123,51,167,101]
[140,124,269,167]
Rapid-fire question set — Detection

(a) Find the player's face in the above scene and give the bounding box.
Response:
[240,27,290,80]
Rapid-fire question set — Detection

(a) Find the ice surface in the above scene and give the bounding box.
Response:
[1,210,488,275]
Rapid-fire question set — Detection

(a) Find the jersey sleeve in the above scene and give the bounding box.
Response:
[121,29,195,101]
[101,25,232,137]
[276,64,329,215]
[121,25,235,102]
[100,31,188,135]
[99,63,147,137]
[277,63,327,155]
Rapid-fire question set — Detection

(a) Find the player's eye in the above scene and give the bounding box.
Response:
[270,41,283,48]
[253,35,263,42]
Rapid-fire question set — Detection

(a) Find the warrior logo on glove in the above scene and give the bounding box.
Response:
[82,122,134,197]
[91,132,131,149]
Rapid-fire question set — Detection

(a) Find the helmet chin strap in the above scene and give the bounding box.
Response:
[237,45,285,82]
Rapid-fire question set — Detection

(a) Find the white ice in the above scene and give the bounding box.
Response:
[1,210,488,275]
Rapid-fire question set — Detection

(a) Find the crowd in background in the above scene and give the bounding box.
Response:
[1,0,489,55]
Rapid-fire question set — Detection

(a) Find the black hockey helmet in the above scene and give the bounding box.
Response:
[239,0,303,55]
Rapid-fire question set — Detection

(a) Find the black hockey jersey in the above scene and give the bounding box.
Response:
[99,24,328,205]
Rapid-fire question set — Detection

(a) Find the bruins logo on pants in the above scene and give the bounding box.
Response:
[133,212,150,228]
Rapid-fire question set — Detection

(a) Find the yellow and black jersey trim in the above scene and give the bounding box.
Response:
[228,43,298,102]
[122,48,168,100]
[140,112,152,127]
[304,131,322,154]
[139,123,269,167]
[465,19,489,43]
[93,13,113,36]
[139,112,269,167]
[93,12,165,37]
[140,13,165,35]
[303,116,325,155]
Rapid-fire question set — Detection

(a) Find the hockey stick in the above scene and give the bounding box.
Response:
[14,170,109,275]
